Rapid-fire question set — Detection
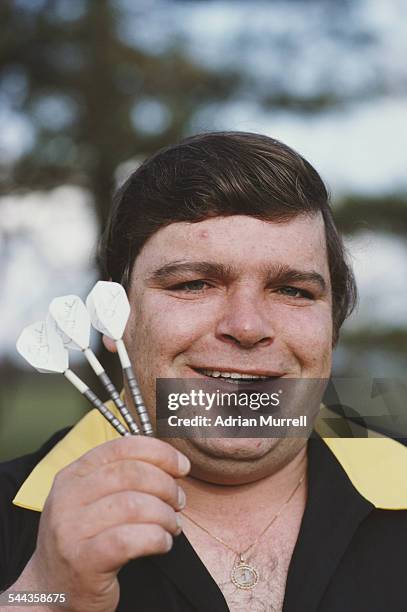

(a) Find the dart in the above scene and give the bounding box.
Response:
[16,320,130,438]
[86,281,154,436]
[48,295,140,435]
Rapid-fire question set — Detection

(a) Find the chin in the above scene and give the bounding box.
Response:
[169,436,307,485]
[186,437,285,485]
[190,437,279,460]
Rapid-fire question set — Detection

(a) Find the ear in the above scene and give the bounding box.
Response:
[102,334,117,353]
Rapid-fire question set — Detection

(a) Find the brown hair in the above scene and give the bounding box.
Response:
[100,131,357,343]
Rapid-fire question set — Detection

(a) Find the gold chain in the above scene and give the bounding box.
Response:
[182,472,305,560]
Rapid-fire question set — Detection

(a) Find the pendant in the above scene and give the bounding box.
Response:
[231,554,259,590]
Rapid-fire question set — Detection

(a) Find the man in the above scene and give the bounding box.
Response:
[1,132,407,611]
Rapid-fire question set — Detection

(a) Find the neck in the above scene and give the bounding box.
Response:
[181,445,308,532]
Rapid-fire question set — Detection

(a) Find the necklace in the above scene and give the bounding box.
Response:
[182,473,305,590]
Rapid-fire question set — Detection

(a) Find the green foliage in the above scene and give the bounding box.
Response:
[342,327,407,354]
[335,195,407,237]
[0,371,87,461]
[0,0,239,227]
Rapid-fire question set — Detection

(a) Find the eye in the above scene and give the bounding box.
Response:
[169,280,211,292]
[277,286,314,299]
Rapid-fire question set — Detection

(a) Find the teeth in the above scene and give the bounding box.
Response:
[201,369,269,380]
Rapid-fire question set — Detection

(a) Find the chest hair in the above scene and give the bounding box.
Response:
[183,520,301,612]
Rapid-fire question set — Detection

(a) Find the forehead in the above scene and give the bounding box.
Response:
[134,213,329,277]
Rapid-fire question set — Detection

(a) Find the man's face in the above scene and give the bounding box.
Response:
[124,214,333,483]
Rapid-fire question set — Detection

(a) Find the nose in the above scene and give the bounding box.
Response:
[215,286,275,349]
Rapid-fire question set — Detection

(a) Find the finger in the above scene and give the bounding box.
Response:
[66,459,186,511]
[80,524,173,573]
[63,436,190,479]
[72,491,182,539]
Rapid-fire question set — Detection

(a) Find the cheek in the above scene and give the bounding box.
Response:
[127,292,214,360]
[279,306,333,368]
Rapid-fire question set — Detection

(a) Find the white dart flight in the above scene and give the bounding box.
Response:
[49,295,139,435]
[16,319,129,438]
[86,281,154,436]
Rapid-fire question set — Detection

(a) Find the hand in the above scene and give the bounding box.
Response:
[12,436,190,612]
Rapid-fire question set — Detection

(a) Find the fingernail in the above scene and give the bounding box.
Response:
[177,487,186,509]
[178,453,191,475]
[175,513,183,535]
[165,532,173,551]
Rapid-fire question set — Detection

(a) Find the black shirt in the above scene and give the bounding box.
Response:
[1,431,407,611]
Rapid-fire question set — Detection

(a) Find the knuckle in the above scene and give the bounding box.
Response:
[101,458,135,489]
[159,472,178,505]
[106,434,149,459]
[147,497,171,526]
[122,491,143,516]
[151,440,180,470]
[70,451,95,475]
[103,459,124,484]
[113,527,134,560]
[125,461,151,492]
[169,478,180,504]
[160,506,177,532]
[147,525,170,550]
[105,436,131,459]
[122,492,168,525]
[115,435,178,468]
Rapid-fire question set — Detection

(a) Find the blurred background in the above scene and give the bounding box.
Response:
[1,0,406,460]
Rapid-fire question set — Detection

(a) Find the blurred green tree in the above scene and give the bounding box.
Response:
[0,0,239,229]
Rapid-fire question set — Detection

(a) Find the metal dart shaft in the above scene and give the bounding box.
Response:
[83,348,140,435]
[64,369,130,437]
[116,339,154,436]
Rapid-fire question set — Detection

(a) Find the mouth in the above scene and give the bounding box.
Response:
[191,367,283,384]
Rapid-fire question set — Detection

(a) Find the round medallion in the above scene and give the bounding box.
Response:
[231,563,259,590]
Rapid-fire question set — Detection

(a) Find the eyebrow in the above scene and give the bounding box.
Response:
[263,263,327,292]
[146,260,327,291]
[146,261,234,283]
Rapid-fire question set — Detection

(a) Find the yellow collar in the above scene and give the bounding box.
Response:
[13,404,407,512]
